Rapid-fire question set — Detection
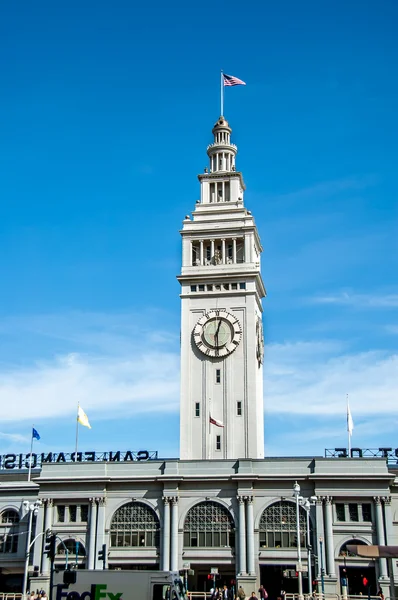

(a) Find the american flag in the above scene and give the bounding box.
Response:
[209,415,224,428]
[223,73,246,87]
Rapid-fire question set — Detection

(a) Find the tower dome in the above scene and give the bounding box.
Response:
[207,116,237,173]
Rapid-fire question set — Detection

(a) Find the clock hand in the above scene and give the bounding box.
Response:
[215,319,222,346]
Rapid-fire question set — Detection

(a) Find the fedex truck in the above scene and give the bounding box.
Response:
[53,570,188,600]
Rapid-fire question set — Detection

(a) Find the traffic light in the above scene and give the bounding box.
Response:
[63,569,77,585]
[44,530,56,562]
[98,543,106,568]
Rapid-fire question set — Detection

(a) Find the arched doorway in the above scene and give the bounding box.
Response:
[339,540,376,596]
[183,501,235,594]
[259,501,313,599]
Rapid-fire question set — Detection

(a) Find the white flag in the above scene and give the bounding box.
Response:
[77,405,91,429]
[347,400,354,436]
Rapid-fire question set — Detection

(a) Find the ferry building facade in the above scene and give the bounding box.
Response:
[1,117,398,597]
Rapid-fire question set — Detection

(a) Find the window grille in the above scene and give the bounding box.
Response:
[259,501,309,549]
[183,501,235,548]
[57,538,86,556]
[1,510,19,524]
[110,502,160,548]
[0,510,19,554]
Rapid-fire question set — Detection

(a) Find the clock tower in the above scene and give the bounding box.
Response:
[178,116,266,460]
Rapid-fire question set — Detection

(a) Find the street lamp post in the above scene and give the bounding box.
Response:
[319,537,325,597]
[22,500,42,598]
[302,497,317,596]
[293,482,304,600]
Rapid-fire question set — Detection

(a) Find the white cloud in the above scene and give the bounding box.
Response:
[264,341,398,416]
[0,312,397,431]
[310,292,398,308]
[0,432,29,443]
[0,311,180,423]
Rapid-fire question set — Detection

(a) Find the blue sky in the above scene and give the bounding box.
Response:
[0,0,397,460]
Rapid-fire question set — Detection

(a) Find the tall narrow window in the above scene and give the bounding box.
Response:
[195,403,200,417]
[69,506,77,522]
[362,504,372,522]
[215,369,221,384]
[237,401,242,416]
[216,436,221,451]
[335,503,345,522]
[57,506,65,523]
[349,504,359,522]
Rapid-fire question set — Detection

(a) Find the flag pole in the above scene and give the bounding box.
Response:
[347,394,351,457]
[27,425,34,482]
[220,70,224,116]
[75,403,79,462]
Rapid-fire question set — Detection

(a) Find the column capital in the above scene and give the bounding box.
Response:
[44,498,53,507]
[97,497,106,506]
[373,496,382,505]
[316,498,324,506]
[323,496,333,504]
[244,495,254,504]
[89,497,96,506]
[383,496,392,506]
[237,495,245,504]
[171,496,179,505]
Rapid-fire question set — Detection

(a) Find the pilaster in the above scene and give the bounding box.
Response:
[96,497,106,569]
[41,499,53,574]
[88,498,97,570]
[374,496,388,579]
[162,496,171,571]
[323,496,336,577]
[170,496,179,571]
[245,495,255,576]
[315,498,325,579]
[237,496,247,576]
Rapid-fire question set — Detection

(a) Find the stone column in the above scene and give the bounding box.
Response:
[315,499,325,579]
[237,496,247,576]
[211,239,215,262]
[221,239,226,264]
[200,240,204,265]
[246,496,255,576]
[41,499,53,574]
[383,497,396,580]
[33,501,45,572]
[232,238,237,263]
[162,497,171,571]
[324,497,336,577]
[96,498,106,569]
[244,235,250,264]
[374,497,388,578]
[88,498,97,570]
[170,497,179,571]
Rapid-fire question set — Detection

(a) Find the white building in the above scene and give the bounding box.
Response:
[1,116,398,599]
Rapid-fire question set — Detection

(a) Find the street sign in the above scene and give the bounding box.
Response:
[182,562,191,569]
[296,563,308,573]
[211,567,218,574]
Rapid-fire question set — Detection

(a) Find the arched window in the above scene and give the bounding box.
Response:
[259,501,311,549]
[110,502,160,548]
[1,510,19,524]
[0,510,20,554]
[183,501,235,548]
[339,539,368,557]
[57,539,86,556]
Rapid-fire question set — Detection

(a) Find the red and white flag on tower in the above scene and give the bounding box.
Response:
[209,415,224,428]
[223,73,246,87]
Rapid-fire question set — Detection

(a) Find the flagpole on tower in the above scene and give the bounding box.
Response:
[220,70,224,116]
[75,402,79,462]
[28,425,34,482]
[347,394,354,457]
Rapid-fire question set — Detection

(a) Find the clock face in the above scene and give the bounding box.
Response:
[193,310,242,358]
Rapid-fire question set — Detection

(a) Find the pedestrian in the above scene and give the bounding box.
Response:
[238,586,246,600]
[258,585,268,599]
[251,593,259,600]
[377,588,384,600]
